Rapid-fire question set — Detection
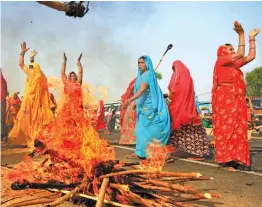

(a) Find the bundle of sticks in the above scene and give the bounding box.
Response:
[2,159,220,207]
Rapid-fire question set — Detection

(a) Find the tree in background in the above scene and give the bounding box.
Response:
[245,66,262,97]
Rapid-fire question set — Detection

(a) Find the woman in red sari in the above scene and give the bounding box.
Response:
[95,100,106,131]
[212,21,259,171]
[119,78,137,145]
[167,60,209,159]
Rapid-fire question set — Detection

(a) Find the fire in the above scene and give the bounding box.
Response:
[139,139,175,171]
[4,77,115,184]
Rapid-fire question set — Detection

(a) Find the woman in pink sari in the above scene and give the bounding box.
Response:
[167,60,209,159]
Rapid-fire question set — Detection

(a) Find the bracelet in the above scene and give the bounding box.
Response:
[20,52,25,56]
[249,39,255,42]
[238,44,245,46]
[250,48,256,50]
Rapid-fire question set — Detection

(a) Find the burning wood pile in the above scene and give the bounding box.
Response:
[1,85,220,207]
[1,141,220,207]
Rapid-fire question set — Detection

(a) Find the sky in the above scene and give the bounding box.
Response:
[1,1,262,102]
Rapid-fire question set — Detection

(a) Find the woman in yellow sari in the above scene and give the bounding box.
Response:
[8,42,53,147]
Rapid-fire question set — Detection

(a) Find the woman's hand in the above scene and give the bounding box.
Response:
[63,53,67,62]
[20,42,30,53]
[30,50,37,58]
[77,53,83,63]
[233,21,244,35]
[249,28,260,39]
[122,100,130,110]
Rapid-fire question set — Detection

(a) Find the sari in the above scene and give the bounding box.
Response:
[95,100,106,131]
[6,93,21,131]
[168,61,208,157]
[212,45,250,166]
[8,62,53,147]
[1,71,8,138]
[119,78,137,145]
[134,56,170,158]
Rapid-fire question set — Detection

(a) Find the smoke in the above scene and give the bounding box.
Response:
[1,1,156,102]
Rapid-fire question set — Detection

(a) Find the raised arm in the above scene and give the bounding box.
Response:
[61,53,67,84]
[219,21,245,65]
[77,53,83,85]
[19,42,30,74]
[237,29,260,67]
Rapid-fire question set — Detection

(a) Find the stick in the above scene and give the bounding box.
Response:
[146,180,211,199]
[95,178,109,207]
[154,44,173,71]
[99,170,201,179]
[48,189,134,207]
[46,180,88,206]
[9,198,56,207]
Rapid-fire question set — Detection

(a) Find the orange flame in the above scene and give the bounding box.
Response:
[5,78,115,184]
[139,139,175,171]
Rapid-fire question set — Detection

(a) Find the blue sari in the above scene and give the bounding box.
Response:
[134,56,171,158]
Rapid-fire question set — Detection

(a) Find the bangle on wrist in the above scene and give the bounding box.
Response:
[249,39,255,42]
[238,44,245,46]
[20,52,25,55]
[250,48,256,50]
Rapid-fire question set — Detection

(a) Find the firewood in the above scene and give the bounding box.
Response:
[46,180,88,206]
[99,170,201,179]
[48,188,135,207]
[95,178,109,207]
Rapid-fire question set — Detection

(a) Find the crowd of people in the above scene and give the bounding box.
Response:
[0,21,260,172]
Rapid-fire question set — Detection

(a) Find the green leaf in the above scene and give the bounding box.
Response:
[155,71,163,80]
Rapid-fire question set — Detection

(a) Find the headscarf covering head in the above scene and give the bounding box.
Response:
[135,55,160,111]
[217,44,231,57]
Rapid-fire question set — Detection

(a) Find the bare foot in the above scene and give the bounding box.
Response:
[227,167,238,172]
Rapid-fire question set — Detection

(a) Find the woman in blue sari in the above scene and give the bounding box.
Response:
[122,56,171,159]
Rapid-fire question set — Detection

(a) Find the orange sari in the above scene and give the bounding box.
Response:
[119,78,136,145]
[8,63,53,147]
[6,93,21,130]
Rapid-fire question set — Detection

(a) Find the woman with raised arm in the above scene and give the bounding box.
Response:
[167,60,209,160]
[212,21,260,171]
[122,56,170,159]
[9,42,53,147]
[60,53,84,113]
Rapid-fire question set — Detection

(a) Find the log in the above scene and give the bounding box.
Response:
[99,170,201,179]
[95,178,109,207]
[46,180,88,206]
[48,188,134,207]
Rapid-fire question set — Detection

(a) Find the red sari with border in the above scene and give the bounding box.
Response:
[95,100,106,131]
[212,45,250,166]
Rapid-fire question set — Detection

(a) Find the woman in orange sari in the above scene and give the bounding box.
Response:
[119,78,137,145]
[167,60,209,159]
[9,42,53,147]
[212,21,259,171]
[6,92,21,132]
